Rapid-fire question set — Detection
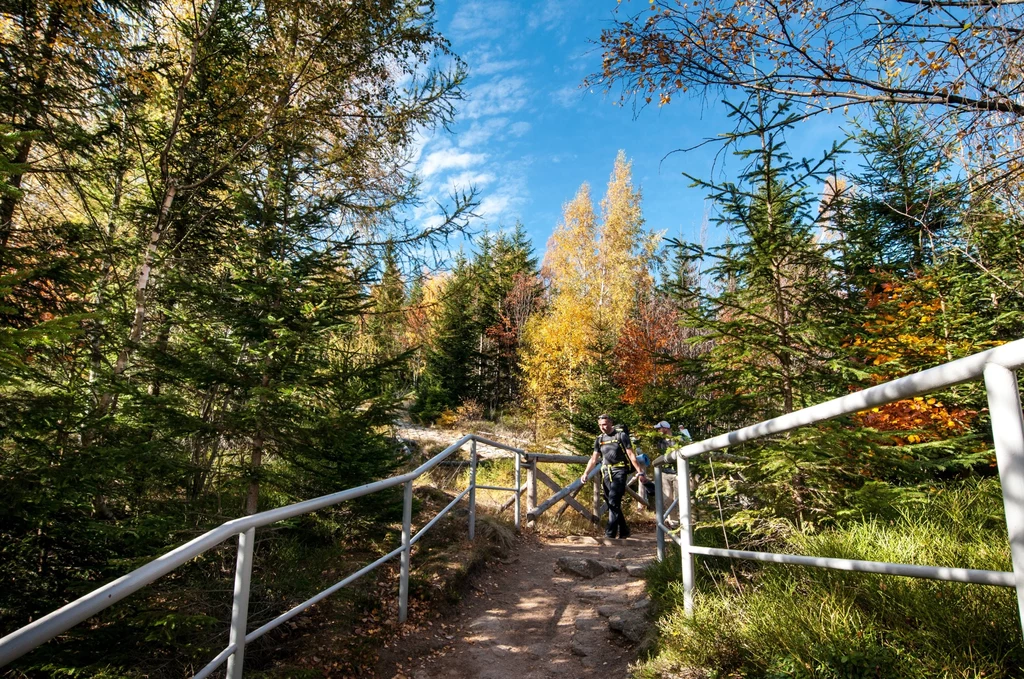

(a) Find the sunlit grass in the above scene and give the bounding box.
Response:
[638,479,1024,678]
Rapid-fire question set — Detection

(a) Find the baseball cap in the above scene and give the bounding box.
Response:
[654,420,671,429]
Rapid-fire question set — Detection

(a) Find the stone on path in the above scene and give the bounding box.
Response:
[575,586,629,604]
[608,608,648,643]
[630,596,652,613]
[626,561,653,577]
[556,556,607,578]
[564,535,601,545]
[597,594,653,642]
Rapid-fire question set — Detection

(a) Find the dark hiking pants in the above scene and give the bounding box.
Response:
[603,466,629,538]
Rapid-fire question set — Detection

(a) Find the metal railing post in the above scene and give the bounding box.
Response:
[526,458,537,529]
[225,528,255,679]
[654,466,665,561]
[677,455,694,616]
[398,480,413,624]
[514,452,522,532]
[984,363,1024,637]
[469,439,477,541]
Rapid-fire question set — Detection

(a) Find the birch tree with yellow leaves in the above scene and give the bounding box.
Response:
[522,151,659,421]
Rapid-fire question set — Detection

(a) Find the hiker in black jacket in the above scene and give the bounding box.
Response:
[581,414,648,539]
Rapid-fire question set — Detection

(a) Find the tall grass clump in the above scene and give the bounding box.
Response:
[639,479,1024,679]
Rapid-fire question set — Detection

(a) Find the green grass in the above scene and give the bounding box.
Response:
[639,479,1024,679]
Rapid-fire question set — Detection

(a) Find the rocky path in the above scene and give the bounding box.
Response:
[376,533,657,679]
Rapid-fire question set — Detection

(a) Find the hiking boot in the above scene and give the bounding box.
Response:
[605,531,618,539]
[619,527,631,539]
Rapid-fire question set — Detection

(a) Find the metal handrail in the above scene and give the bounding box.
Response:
[9,338,1022,671]
[650,336,1024,637]
[0,433,527,677]
[652,338,1024,466]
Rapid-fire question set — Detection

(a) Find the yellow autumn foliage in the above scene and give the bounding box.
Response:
[522,151,661,417]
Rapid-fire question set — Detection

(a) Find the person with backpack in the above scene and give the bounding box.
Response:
[653,420,678,511]
[580,414,648,539]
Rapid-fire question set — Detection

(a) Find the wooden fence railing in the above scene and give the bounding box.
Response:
[523,453,652,527]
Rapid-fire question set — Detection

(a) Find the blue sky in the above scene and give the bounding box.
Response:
[411,0,851,259]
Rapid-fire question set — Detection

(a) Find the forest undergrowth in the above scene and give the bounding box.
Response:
[2,442,517,678]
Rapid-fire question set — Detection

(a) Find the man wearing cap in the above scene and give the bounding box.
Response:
[581,414,647,539]
[653,421,678,511]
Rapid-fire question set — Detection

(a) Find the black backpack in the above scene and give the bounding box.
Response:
[597,424,631,465]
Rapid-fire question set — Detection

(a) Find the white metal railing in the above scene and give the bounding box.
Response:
[0,434,526,677]
[650,337,1024,638]
[6,340,1023,672]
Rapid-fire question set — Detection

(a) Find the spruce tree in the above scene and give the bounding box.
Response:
[411,256,479,422]
[475,225,540,414]
[835,103,1020,488]
[844,102,963,276]
[675,97,852,527]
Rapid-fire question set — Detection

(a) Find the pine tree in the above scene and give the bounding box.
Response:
[674,97,852,527]
[411,256,479,422]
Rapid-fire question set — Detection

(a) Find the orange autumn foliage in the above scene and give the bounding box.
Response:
[847,277,951,368]
[848,274,984,444]
[613,298,683,404]
[855,396,976,445]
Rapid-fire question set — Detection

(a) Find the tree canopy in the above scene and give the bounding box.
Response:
[593,0,1024,191]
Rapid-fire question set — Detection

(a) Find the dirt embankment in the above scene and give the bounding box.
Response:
[395,423,539,459]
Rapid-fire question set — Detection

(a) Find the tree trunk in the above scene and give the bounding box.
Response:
[0,5,64,261]
[246,372,271,515]
[89,127,127,388]
[96,183,177,414]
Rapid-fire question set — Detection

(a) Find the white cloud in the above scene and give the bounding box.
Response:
[413,158,529,234]
[447,171,496,192]
[509,121,531,137]
[552,84,583,108]
[528,0,564,31]
[463,76,530,119]
[473,55,529,77]
[419,214,447,234]
[477,193,515,221]
[411,202,437,222]
[451,1,516,41]
[407,127,432,166]
[472,160,530,225]
[457,118,532,148]
[420,148,487,177]
[457,118,510,148]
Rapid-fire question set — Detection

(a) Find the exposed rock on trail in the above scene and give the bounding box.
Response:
[555,556,609,579]
[376,532,657,678]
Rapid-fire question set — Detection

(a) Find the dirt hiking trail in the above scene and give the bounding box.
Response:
[376,532,657,679]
